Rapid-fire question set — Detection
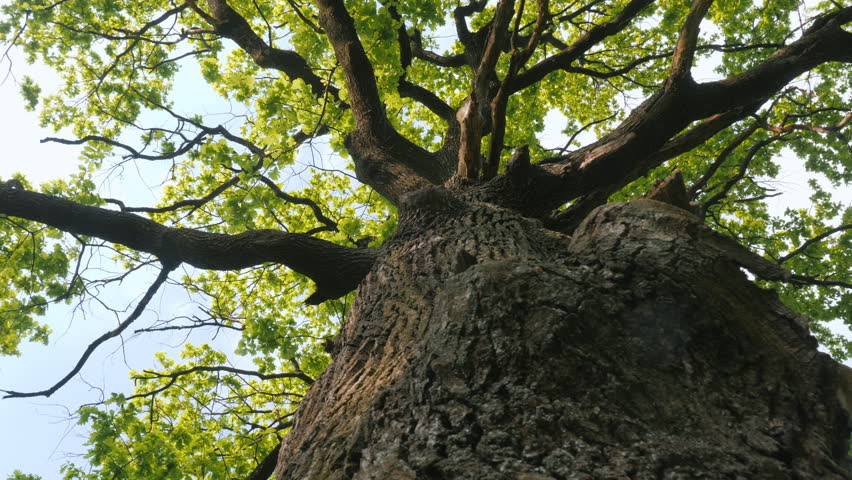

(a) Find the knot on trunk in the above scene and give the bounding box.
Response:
[398,186,467,217]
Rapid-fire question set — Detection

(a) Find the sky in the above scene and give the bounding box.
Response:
[0,3,851,479]
[0,34,246,478]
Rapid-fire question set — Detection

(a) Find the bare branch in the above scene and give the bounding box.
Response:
[2,266,173,399]
[701,135,785,213]
[688,123,760,198]
[778,224,852,265]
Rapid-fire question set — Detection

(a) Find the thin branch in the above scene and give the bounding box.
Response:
[41,133,206,161]
[256,174,338,233]
[701,135,783,213]
[135,364,315,386]
[789,274,852,289]
[762,110,852,144]
[105,176,241,214]
[244,439,284,480]
[778,224,852,265]
[2,266,173,399]
[133,319,243,334]
[410,29,466,67]
[286,0,324,34]
[688,123,760,198]
[552,113,617,156]
[508,0,655,94]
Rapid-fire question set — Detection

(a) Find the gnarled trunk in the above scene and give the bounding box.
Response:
[276,194,850,479]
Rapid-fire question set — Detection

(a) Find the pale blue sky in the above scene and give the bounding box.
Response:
[0,39,244,479]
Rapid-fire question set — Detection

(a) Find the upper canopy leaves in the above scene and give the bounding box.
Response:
[1,0,851,477]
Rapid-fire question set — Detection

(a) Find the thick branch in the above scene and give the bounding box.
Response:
[511,5,852,212]
[398,80,456,122]
[0,186,376,304]
[313,0,384,130]
[456,0,516,180]
[191,0,332,98]
[314,0,450,202]
[667,0,714,86]
[484,0,550,179]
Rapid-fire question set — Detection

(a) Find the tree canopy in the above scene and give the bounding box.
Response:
[1,0,851,478]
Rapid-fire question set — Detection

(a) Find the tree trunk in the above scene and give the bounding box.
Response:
[276,193,851,479]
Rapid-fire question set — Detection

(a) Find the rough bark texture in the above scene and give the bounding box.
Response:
[276,194,850,479]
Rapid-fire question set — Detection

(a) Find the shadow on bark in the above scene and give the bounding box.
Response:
[277,197,851,479]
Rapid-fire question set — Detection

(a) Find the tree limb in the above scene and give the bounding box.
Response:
[508,0,656,94]
[666,0,714,87]
[313,0,451,202]
[507,5,852,214]
[0,186,376,304]
[135,364,315,386]
[778,224,852,265]
[189,0,333,98]
[484,0,550,179]
[1,265,173,399]
[456,0,516,180]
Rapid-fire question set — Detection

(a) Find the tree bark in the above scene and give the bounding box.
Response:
[276,193,850,478]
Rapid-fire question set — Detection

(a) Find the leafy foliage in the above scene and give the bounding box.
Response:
[0,0,850,478]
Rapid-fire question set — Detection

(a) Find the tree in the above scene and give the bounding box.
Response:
[1,0,852,477]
